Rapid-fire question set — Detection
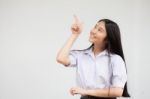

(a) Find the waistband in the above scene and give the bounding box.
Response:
[81,95,116,99]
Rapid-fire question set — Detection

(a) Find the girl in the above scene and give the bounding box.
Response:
[56,15,130,99]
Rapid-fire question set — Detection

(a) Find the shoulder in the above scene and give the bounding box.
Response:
[110,54,127,74]
[110,54,125,64]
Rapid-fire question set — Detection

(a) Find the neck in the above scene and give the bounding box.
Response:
[93,44,105,56]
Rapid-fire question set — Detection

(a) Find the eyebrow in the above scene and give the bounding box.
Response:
[95,24,105,31]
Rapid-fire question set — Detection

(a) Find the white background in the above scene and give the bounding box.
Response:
[0,0,150,99]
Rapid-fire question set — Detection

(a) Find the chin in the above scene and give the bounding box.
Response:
[89,38,94,43]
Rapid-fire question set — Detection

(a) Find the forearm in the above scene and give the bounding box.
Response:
[84,88,123,97]
[56,34,79,64]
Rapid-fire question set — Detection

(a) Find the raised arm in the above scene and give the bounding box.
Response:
[56,15,83,66]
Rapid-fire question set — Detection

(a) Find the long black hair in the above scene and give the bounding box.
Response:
[88,19,130,97]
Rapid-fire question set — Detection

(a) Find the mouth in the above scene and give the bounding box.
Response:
[90,34,96,39]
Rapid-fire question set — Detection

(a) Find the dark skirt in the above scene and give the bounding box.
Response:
[80,95,116,99]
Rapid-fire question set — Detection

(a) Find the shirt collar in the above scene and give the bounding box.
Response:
[84,47,109,57]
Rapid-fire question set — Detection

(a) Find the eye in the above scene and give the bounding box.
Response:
[98,28,104,32]
[98,29,101,31]
[98,28,102,32]
[94,25,97,29]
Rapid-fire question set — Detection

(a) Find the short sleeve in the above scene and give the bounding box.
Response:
[110,55,127,88]
[65,50,79,67]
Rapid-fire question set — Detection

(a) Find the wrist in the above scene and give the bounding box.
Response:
[71,33,80,38]
[83,89,88,96]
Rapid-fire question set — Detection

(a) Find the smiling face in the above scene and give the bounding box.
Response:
[89,21,107,46]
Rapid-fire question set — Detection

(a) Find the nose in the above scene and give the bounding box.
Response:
[91,28,97,34]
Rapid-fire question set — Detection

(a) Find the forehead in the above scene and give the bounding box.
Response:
[96,21,105,29]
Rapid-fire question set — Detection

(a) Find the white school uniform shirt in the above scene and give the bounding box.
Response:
[67,47,127,90]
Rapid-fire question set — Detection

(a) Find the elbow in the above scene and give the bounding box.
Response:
[56,57,61,63]
[110,92,122,97]
[56,56,64,64]
[109,87,123,97]
[112,89,123,97]
[56,56,69,66]
[114,92,122,97]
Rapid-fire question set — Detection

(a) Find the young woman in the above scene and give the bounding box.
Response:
[56,15,130,99]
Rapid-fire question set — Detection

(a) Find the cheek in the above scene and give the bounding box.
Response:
[98,33,107,39]
[96,34,107,42]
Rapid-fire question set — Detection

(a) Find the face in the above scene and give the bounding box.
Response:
[89,21,107,45]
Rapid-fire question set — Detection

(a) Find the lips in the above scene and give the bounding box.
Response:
[90,34,96,38]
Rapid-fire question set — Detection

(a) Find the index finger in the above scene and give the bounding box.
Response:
[73,15,79,23]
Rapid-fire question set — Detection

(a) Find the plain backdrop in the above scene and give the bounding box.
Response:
[0,0,150,99]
